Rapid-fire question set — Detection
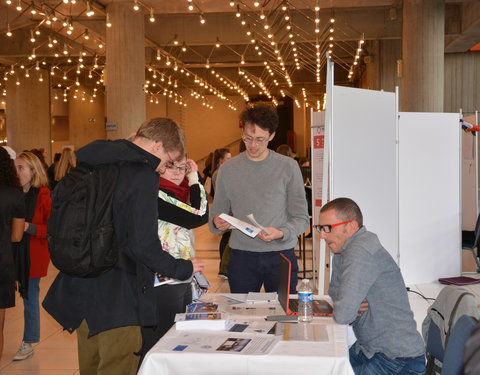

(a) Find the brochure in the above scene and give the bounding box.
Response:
[219,213,271,238]
[186,302,218,313]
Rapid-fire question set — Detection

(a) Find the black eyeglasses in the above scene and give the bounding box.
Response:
[166,164,189,174]
[314,221,352,233]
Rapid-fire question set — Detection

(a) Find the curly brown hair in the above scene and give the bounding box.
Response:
[0,146,21,189]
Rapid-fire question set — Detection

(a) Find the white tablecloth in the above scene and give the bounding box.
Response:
[138,294,354,375]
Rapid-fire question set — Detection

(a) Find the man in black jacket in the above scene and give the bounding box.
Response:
[43,118,204,374]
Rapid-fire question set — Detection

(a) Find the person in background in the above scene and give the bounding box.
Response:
[12,152,52,361]
[0,147,25,362]
[52,148,77,190]
[276,144,293,158]
[1,145,16,160]
[211,148,231,199]
[210,148,232,278]
[46,152,61,189]
[318,197,425,374]
[209,104,309,294]
[141,157,208,361]
[202,152,214,196]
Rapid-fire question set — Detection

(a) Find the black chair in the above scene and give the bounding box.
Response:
[462,214,480,272]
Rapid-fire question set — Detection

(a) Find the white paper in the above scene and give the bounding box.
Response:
[154,330,281,356]
[246,214,272,234]
[219,213,262,238]
[246,292,277,303]
[154,275,175,287]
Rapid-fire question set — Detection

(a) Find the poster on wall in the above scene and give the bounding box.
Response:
[311,111,326,225]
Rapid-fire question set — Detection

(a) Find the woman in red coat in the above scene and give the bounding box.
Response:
[13,151,51,361]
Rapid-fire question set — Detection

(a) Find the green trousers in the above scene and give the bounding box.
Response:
[77,319,142,375]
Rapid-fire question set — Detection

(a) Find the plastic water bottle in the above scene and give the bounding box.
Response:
[298,279,313,322]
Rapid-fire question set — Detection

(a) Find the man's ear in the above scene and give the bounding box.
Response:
[269,132,276,141]
[152,141,163,154]
[351,220,360,232]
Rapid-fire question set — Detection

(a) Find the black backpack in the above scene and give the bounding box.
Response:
[47,162,120,277]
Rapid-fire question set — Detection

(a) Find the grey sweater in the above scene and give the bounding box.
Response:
[209,151,309,252]
[328,226,425,360]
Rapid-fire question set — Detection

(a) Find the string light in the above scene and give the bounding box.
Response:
[133,0,140,11]
[149,8,155,22]
[106,13,112,28]
[86,1,94,17]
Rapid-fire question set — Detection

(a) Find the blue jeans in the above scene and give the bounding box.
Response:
[349,343,426,375]
[23,278,40,343]
[227,248,298,294]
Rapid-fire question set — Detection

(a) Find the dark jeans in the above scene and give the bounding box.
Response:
[349,342,426,375]
[139,283,191,364]
[227,248,298,294]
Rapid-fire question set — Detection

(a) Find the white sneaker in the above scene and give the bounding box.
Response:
[13,342,34,361]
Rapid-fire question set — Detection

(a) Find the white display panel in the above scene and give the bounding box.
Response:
[398,112,461,284]
[331,85,399,262]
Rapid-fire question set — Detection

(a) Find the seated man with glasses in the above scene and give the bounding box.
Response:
[209,104,309,294]
[318,198,425,375]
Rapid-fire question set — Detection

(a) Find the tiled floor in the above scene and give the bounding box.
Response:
[2,224,480,374]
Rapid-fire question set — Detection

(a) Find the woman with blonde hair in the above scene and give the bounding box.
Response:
[52,148,76,189]
[12,152,51,361]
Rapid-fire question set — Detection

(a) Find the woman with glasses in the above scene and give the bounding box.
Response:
[140,157,208,359]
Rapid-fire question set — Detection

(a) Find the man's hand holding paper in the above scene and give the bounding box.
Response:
[257,227,284,242]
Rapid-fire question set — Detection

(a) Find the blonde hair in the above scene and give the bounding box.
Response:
[135,117,185,159]
[17,151,49,188]
[55,148,77,182]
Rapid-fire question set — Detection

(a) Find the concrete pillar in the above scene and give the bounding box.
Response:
[105,1,145,139]
[402,0,445,112]
[6,69,51,157]
[68,84,106,149]
[293,101,308,157]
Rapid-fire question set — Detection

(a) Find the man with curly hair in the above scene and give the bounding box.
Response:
[209,104,308,294]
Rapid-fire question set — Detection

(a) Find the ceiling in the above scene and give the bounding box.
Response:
[0,0,478,110]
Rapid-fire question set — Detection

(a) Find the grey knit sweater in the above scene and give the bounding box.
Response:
[209,151,309,252]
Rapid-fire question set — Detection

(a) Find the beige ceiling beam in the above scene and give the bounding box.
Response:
[445,2,480,52]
